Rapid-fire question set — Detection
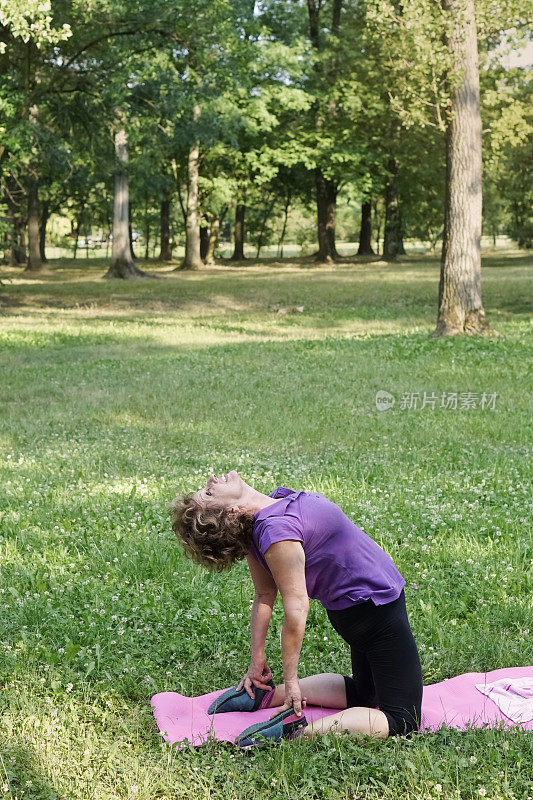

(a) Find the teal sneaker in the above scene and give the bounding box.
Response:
[235,707,308,749]
[207,679,276,714]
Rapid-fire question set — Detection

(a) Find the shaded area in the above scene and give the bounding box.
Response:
[1,254,531,326]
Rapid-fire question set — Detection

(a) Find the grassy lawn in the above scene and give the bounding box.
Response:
[0,252,531,800]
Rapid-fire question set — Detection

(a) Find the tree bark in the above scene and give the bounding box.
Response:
[3,191,15,265]
[105,124,147,279]
[144,222,150,259]
[128,205,136,260]
[325,179,339,258]
[315,168,334,262]
[159,198,172,261]
[4,176,26,265]
[180,103,203,270]
[358,200,375,255]
[200,221,210,261]
[432,0,494,337]
[372,197,382,256]
[383,156,402,262]
[39,200,49,262]
[72,204,85,260]
[231,203,246,260]
[278,191,291,258]
[25,173,42,271]
[204,216,220,265]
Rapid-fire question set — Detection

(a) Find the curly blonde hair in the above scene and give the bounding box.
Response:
[169,492,254,572]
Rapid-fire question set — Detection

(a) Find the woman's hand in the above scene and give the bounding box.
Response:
[236,658,273,700]
[269,678,307,719]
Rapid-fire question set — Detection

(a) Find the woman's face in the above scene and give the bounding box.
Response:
[193,469,244,510]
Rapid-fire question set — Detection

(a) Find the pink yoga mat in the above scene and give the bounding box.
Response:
[151,666,533,749]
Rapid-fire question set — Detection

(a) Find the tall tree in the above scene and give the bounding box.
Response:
[105,122,147,278]
[358,200,375,256]
[432,0,493,336]
[306,0,344,263]
[382,154,402,261]
[159,198,172,261]
[181,102,203,269]
[25,89,43,271]
[231,202,246,260]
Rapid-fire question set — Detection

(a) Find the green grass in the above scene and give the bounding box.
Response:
[0,252,532,800]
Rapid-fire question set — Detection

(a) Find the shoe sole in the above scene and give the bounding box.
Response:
[239,718,308,750]
[236,707,308,748]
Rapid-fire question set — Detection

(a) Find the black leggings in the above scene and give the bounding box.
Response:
[326,589,423,737]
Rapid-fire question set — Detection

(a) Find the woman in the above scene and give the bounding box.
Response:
[170,470,423,748]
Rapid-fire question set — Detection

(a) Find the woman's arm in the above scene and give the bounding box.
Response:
[279,593,308,684]
[263,540,309,715]
[246,553,278,663]
[250,595,276,663]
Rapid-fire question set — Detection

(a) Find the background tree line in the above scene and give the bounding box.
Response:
[0,0,530,334]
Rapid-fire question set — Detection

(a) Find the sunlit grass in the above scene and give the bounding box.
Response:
[0,252,532,800]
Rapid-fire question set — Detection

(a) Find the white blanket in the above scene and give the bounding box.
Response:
[475,677,533,724]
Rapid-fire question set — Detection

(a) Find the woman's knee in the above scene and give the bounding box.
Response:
[382,707,420,737]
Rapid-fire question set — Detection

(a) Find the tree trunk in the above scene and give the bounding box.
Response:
[204,216,220,265]
[372,197,382,256]
[231,203,246,260]
[200,221,210,261]
[72,204,85,260]
[39,200,49,262]
[144,222,150,259]
[180,103,203,270]
[432,0,494,337]
[397,208,406,254]
[159,198,172,261]
[16,226,26,264]
[128,205,135,260]
[25,173,42,272]
[24,91,42,271]
[4,194,15,265]
[278,192,291,258]
[358,200,375,255]
[314,171,338,262]
[315,168,333,262]
[382,156,402,262]
[105,124,147,279]
[4,177,26,265]
[325,179,339,258]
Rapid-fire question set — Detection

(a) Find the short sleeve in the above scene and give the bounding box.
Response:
[257,516,304,556]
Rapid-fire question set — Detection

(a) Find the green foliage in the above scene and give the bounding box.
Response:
[0,0,72,50]
[481,64,532,247]
[1,0,531,267]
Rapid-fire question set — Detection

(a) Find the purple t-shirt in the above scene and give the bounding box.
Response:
[248,487,405,611]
